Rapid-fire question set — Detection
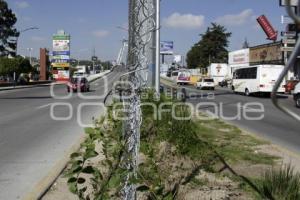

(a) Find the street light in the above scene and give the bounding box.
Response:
[15,26,39,56]
[27,48,33,65]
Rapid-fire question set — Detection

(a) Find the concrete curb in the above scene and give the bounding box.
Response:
[0,84,52,91]
[23,134,87,200]
[22,70,112,200]
[161,78,300,164]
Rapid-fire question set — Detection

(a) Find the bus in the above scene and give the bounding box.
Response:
[232,65,285,96]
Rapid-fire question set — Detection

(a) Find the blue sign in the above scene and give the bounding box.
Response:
[51,59,70,63]
[52,51,70,56]
[160,41,174,54]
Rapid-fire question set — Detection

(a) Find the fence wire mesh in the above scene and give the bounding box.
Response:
[118,0,156,199]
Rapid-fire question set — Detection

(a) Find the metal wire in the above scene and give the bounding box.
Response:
[271,0,300,121]
[119,0,156,199]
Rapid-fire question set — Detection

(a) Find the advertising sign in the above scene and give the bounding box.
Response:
[53,40,70,51]
[160,41,174,54]
[51,59,70,63]
[57,70,70,80]
[52,51,70,56]
[257,15,278,41]
[53,35,71,40]
[228,49,250,65]
[249,42,283,65]
[52,55,70,60]
[52,62,70,67]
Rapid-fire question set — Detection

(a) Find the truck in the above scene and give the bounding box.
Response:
[293,83,300,108]
[208,63,230,85]
[73,66,89,78]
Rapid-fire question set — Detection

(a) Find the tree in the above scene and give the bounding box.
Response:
[0,57,33,76]
[186,23,231,69]
[0,0,19,57]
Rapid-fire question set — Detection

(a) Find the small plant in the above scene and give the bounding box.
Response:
[259,164,300,200]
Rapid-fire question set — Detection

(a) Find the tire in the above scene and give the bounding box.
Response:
[245,89,250,96]
[296,95,300,108]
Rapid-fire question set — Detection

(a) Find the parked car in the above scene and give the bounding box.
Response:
[67,77,90,93]
[293,82,300,108]
[284,80,299,94]
[196,78,215,90]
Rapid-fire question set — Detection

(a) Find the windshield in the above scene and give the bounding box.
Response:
[204,79,214,82]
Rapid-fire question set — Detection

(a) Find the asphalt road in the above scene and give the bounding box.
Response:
[0,68,124,200]
[165,83,300,155]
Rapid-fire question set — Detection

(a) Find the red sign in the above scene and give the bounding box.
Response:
[257,15,278,41]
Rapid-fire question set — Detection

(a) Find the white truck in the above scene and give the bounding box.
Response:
[73,66,89,78]
[293,83,300,108]
[208,63,229,85]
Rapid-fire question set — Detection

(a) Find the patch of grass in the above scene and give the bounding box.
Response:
[258,164,300,200]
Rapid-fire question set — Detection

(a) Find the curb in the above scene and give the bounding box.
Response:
[23,134,87,200]
[161,78,300,163]
[22,70,112,200]
[0,84,52,91]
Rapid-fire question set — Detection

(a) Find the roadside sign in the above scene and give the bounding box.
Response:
[281,31,296,37]
[280,0,299,7]
[281,46,295,51]
[282,38,297,44]
[52,63,70,67]
[281,15,293,24]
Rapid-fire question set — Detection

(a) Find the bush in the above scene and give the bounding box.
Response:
[259,164,300,200]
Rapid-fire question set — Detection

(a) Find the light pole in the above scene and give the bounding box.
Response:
[15,27,39,56]
[27,48,33,65]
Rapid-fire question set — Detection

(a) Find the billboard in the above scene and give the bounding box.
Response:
[160,41,174,54]
[53,40,70,51]
[52,31,71,81]
[249,42,283,65]
[228,49,250,65]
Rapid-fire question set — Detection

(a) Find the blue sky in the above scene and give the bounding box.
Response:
[7,0,287,61]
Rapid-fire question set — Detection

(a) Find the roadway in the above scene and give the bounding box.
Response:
[166,83,300,155]
[0,67,124,200]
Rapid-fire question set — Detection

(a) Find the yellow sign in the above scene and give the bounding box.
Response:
[52,62,70,67]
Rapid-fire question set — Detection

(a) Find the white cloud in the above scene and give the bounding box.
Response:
[163,13,205,29]
[92,30,110,38]
[31,36,46,42]
[215,9,254,27]
[15,1,30,9]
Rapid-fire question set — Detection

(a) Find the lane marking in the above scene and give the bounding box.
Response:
[36,103,52,110]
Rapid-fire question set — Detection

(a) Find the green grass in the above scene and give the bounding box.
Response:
[258,164,300,200]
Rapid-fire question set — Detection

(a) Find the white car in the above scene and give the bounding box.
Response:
[196,78,215,90]
[293,83,300,108]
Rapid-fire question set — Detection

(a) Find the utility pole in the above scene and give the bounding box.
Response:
[155,0,161,93]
